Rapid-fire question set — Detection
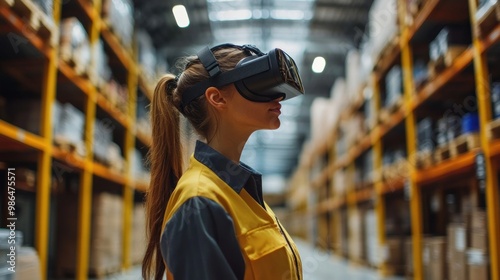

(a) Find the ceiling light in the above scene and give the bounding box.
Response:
[271,10,305,20]
[209,9,252,21]
[172,5,190,28]
[312,56,326,73]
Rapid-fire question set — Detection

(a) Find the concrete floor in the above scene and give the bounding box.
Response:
[103,239,405,280]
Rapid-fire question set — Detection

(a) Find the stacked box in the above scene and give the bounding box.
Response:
[32,0,53,18]
[467,209,489,280]
[137,30,158,82]
[385,65,403,108]
[56,192,123,276]
[59,18,91,69]
[384,238,404,274]
[89,193,123,274]
[103,0,134,47]
[93,119,113,164]
[467,249,489,280]
[417,118,435,152]
[364,210,379,266]
[429,26,471,63]
[447,223,468,280]
[423,237,447,280]
[56,103,85,146]
[15,247,42,280]
[405,238,413,277]
[348,209,363,261]
[90,40,112,86]
[345,49,362,103]
[367,0,399,63]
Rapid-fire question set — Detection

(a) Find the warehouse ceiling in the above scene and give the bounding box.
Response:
[133,0,373,190]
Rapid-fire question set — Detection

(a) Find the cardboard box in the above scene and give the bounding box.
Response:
[423,237,447,280]
[471,230,489,251]
[471,210,487,231]
[448,223,468,280]
[405,238,413,277]
[467,249,489,280]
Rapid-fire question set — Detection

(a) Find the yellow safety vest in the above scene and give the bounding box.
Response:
[162,155,303,280]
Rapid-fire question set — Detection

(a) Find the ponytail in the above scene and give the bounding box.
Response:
[142,74,183,280]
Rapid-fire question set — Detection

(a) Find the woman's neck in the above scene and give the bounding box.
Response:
[208,125,251,163]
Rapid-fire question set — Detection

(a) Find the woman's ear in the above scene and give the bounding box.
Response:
[205,87,227,111]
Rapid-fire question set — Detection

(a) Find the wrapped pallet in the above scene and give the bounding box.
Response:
[367,0,399,63]
[130,204,147,265]
[56,192,123,277]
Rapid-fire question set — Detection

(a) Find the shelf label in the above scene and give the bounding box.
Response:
[455,227,466,252]
[475,152,486,192]
[404,180,411,200]
[16,130,25,143]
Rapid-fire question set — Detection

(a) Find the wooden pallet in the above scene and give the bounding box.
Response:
[54,136,86,157]
[428,45,468,79]
[415,150,434,169]
[434,144,451,163]
[487,118,500,140]
[476,1,500,37]
[0,0,58,46]
[60,45,90,78]
[449,133,480,157]
[374,36,400,71]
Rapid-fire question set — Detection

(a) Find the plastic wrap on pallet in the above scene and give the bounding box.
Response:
[367,0,399,63]
[32,0,53,18]
[60,18,91,69]
[417,118,435,152]
[137,30,158,82]
[91,40,112,84]
[310,97,331,143]
[413,59,429,88]
[385,65,402,108]
[364,210,379,266]
[429,26,471,63]
[345,49,362,102]
[93,119,113,164]
[58,103,85,145]
[103,0,134,47]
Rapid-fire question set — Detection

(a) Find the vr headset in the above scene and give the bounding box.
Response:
[181,43,304,109]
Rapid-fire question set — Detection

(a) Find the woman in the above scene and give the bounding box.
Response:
[142,44,304,280]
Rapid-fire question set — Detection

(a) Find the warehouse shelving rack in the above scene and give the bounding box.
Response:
[286,0,500,280]
[0,0,152,279]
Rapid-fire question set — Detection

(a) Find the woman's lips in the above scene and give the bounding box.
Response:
[269,104,282,114]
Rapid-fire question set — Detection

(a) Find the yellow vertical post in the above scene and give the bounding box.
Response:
[35,1,61,279]
[123,41,139,269]
[468,1,500,279]
[76,1,100,279]
[400,24,423,279]
[371,72,387,276]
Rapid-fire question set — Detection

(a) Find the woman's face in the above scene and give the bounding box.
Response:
[223,84,282,132]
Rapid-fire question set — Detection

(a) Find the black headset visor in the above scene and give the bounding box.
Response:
[181,44,304,108]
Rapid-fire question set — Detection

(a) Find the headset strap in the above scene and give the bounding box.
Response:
[198,46,221,77]
[181,55,270,109]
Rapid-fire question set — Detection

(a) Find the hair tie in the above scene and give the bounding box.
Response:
[166,77,178,94]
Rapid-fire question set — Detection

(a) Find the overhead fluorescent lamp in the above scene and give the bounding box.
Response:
[209,9,253,21]
[271,9,305,20]
[172,5,190,28]
[312,56,326,73]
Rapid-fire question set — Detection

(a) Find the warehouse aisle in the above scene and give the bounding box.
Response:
[100,238,405,280]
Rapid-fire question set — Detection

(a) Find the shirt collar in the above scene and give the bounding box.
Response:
[193,140,261,193]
